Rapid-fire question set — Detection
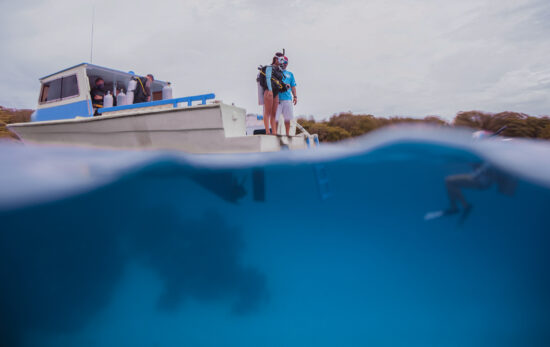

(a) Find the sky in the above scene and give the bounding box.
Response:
[0,0,549,120]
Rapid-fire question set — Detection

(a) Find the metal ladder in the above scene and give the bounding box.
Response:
[294,121,331,200]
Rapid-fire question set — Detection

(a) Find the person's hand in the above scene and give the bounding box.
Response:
[293,95,298,105]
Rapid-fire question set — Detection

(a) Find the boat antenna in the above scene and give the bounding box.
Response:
[90,5,95,63]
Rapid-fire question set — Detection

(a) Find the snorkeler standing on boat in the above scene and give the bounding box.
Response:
[133,74,154,104]
[258,53,288,135]
[90,77,106,115]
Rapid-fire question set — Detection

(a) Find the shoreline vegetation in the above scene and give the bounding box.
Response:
[299,111,550,142]
[0,106,33,141]
[1,106,549,143]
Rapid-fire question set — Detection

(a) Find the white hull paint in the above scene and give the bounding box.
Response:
[8,103,307,154]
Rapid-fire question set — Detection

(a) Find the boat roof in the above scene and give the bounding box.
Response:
[39,63,168,86]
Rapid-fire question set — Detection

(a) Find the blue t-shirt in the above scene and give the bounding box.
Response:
[279,70,297,101]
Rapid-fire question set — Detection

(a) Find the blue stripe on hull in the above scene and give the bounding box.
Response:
[33,100,92,122]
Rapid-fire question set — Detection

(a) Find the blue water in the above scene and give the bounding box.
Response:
[1,126,550,347]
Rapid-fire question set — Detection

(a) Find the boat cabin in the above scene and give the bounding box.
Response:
[33,63,168,122]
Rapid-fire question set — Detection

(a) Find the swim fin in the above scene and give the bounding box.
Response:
[424,207,459,221]
[424,210,445,220]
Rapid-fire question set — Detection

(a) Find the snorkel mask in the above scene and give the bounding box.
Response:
[280,56,289,69]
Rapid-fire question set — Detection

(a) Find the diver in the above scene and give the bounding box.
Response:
[90,77,106,115]
[426,127,516,224]
[133,74,154,104]
[257,53,288,135]
[443,162,516,222]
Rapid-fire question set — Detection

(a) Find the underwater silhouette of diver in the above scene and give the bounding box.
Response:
[443,163,516,223]
[425,127,516,224]
[425,162,517,224]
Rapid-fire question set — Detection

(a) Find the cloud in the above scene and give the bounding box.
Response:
[0,0,549,119]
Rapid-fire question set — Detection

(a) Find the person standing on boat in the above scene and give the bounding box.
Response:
[258,54,286,135]
[90,77,106,115]
[133,74,154,104]
[276,56,297,136]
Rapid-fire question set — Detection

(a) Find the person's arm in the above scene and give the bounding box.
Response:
[291,73,297,104]
[146,85,152,102]
[265,66,273,92]
[91,89,103,100]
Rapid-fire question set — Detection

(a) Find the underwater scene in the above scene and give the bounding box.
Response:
[1,126,550,347]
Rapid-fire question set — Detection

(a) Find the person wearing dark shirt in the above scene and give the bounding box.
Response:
[133,74,154,104]
[90,77,105,115]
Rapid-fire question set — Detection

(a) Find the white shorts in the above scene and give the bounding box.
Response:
[276,100,294,122]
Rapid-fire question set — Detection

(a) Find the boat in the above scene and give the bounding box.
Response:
[7,63,317,153]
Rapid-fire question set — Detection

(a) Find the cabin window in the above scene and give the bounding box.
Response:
[41,78,62,103]
[39,74,80,103]
[61,75,79,98]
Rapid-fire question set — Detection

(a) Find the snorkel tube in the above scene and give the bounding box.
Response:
[492,126,507,137]
[473,126,508,140]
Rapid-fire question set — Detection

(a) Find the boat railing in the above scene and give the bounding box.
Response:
[294,120,320,148]
[97,93,216,115]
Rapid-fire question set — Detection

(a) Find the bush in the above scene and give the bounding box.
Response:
[0,107,33,140]
[298,111,550,142]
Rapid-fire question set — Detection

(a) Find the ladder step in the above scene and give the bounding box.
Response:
[314,164,332,200]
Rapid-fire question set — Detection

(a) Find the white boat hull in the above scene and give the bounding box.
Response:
[8,103,307,153]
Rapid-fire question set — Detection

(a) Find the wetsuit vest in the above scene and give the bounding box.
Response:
[258,65,287,95]
[133,77,150,104]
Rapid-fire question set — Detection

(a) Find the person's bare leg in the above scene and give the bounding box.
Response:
[446,177,465,211]
[263,90,273,134]
[262,104,269,134]
[445,174,480,211]
[271,95,279,135]
[285,121,291,136]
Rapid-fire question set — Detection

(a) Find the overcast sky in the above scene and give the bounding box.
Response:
[1,0,549,119]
